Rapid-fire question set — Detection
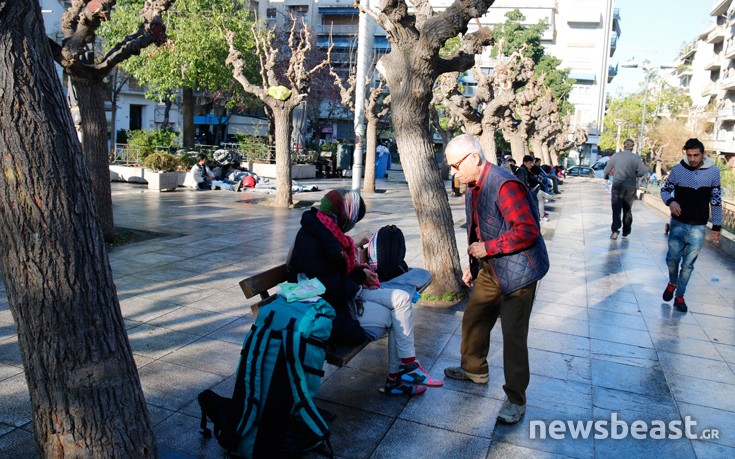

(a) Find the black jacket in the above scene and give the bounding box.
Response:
[287,208,367,343]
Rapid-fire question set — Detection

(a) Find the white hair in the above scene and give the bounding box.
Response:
[445,134,486,161]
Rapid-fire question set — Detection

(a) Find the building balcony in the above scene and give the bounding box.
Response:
[566,7,601,24]
[722,75,735,90]
[316,24,358,36]
[706,24,726,44]
[719,105,735,120]
[705,55,724,70]
[712,0,730,17]
[709,138,735,153]
[608,64,618,83]
[725,42,735,59]
[702,82,719,96]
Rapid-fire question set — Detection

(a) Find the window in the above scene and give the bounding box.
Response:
[266,8,276,20]
[129,105,143,131]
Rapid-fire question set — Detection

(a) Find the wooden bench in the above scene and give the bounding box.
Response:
[239,263,431,367]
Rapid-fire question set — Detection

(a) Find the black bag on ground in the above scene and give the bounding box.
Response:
[367,225,409,282]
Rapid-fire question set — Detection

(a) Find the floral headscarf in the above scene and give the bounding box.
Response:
[318,189,364,233]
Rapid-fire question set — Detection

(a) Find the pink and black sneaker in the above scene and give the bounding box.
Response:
[397,361,444,387]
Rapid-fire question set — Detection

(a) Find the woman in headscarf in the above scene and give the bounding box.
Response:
[288,189,442,395]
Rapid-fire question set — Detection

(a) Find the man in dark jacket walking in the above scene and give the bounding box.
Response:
[443,134,550,424]
[603,139,647,239]
[660,138,722,312]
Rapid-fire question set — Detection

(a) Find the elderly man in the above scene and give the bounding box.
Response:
[443,134,549,424]
[603,139,646,239]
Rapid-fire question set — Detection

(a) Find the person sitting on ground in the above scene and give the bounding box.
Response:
[190,154,242,191]
[287,189,443,396]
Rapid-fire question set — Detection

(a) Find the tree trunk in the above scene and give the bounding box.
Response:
[542,143,555,166]
[509,134,527,164]
[182,87,195,148]
[386,54,463,295]
[71,76,116,243]
[163,98,172,127]
[272,106,293,207]
[479,129,497,165]
[0,4,157,457]
[438,130,451,180]
[530,138,544,162]
[363,118,378,193]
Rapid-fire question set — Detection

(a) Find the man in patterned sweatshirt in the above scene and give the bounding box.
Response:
[660,138,722,312]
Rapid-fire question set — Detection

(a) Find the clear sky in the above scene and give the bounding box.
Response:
[606,0,716,96]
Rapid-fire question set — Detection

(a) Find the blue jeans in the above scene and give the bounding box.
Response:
[201,180,236,191]
[666,219,706,297]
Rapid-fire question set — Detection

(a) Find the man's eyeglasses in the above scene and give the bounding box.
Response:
[449,152,474,170]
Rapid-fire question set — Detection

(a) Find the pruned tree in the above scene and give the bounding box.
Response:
[329,61,391,193]
[432,44,535,165]
[647,118,701,175]
[51,0,175,242]
[547,120,588,166]
[527,88,560,164]
[357,0,496,295]
[1,2,156,456]
[499,72,544,163]
[227,18,331,207]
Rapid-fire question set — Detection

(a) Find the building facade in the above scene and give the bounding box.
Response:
[671,0,735,168]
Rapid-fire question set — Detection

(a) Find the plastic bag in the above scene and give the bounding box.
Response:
[278,276,326,303]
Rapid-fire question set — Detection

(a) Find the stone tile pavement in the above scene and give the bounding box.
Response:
[1,170,734,458]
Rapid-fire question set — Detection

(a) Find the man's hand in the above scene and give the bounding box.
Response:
[468,242,488,259]
[669,201,682,217]
[712,230,721,244]
[207,175,215,181]
[462,266,474,288]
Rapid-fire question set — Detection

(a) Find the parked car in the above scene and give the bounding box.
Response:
[565,165,596,177]
[591,157,609,179]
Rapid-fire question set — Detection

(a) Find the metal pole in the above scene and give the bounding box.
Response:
[638,73,650,156]
[351,0,373,191]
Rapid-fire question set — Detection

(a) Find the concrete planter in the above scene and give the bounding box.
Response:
[145,170,181,192]
[109,165,147,183]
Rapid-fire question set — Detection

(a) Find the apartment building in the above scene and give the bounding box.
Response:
[475,0,620,162]
[681,0,735,167]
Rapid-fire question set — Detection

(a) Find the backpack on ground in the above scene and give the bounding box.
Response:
[367,225,409,282]
[198,296,336,458]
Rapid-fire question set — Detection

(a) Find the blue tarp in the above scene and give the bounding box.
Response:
[194,114,229,125]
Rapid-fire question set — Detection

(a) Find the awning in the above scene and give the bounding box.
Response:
[317,37,355,49]
[318,7,358,15]
[194,114,229,125]
[568,72,595,82]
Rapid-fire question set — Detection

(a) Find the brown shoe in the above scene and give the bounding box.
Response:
[443,366,489,384]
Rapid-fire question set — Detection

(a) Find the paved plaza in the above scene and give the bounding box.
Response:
[1,170,734,458]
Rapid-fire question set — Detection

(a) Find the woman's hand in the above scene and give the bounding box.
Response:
[363,268,379,286]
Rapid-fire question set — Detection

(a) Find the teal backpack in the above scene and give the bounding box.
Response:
[198,296,336,458]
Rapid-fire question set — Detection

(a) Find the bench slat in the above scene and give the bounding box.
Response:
[239,264,288,299]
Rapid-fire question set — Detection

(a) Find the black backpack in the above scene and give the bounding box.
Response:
[368,225,409,282]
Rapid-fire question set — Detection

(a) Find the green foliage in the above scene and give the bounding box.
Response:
[116,129,129,145]
[439,36,462,58]
[176,150,198,168]
[600,80,692,154]
[127,129,180,158]
[492,10,547,63]
[100,0,258,100]
[143,152,180,172]
[718,163,735,201]
[491,9,575,116]
[233,135,272,162]
[320,141,339,152]
[421,291,464,303]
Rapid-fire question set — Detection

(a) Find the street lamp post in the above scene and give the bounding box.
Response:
[620,59,674,156]
[614,119,625,152]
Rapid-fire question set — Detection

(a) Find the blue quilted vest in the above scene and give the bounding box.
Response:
[465,164,550,295]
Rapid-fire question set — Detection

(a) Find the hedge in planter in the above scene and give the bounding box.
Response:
[143,153,181,191]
